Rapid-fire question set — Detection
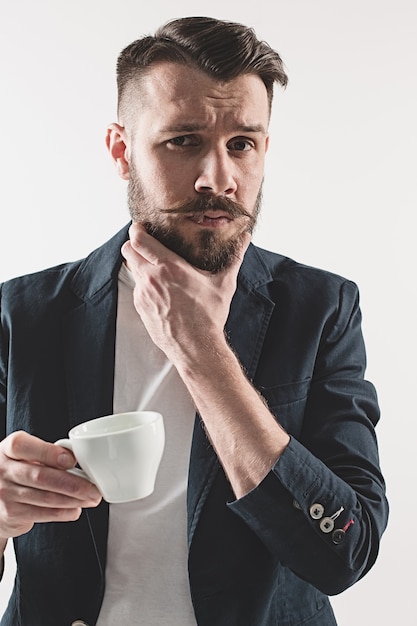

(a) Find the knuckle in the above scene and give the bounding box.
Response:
[4,431,26,457]
[28,464,45,486]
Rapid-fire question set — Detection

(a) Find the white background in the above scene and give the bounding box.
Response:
[0,1,415,624]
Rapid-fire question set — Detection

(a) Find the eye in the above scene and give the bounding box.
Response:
[168,135,199,148]
[227,137,254,152]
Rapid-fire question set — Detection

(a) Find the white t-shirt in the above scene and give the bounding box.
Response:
[96,263,197,625]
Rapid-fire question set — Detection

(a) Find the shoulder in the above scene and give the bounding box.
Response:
[0,224,129,316]
[1,260,81,310]
[245,243,359,300]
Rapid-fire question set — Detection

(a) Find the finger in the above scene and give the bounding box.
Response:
[2,459,102,503]
[0,502,84,538]
[16,503,85,523]
[2,431,76,470]
[0,469,101,538]
[6,473,102,508]
[1,484,99,514]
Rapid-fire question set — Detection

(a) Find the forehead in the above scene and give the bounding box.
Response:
[130,62,269,130]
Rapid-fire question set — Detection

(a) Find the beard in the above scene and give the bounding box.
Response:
[127,164,262,273]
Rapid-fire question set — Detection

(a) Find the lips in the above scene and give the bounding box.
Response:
[161,195,252,221]
[190,211,233,226]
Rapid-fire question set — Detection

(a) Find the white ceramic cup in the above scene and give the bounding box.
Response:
[55,411,165,503]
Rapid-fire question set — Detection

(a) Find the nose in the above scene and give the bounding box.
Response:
[194,149,237,196]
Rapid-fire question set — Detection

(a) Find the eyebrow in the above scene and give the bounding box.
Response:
[160,123,267,134]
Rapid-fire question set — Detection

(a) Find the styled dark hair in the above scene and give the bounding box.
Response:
[116,16,288,119]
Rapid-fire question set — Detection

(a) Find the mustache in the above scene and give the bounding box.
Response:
[160,195,254,222]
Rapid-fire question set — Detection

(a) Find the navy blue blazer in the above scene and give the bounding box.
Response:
[0,225,388,625]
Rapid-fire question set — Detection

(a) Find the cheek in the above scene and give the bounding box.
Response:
[238,163,264,203]
[153,162,194,200]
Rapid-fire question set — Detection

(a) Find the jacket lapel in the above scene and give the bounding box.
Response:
[62,225,128,574]
[63,287,117,429]
[187,244,276,544]
[63,227,128,427]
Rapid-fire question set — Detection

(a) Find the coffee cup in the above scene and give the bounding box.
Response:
[55,411,165,503]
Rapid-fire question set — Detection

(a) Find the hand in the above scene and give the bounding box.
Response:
[0,431,102,540]
[121,223,251,365]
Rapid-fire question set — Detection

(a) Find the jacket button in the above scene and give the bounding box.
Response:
[309,503,324,520]
[292,499,302,510]
[332,529,346,544]
[71,621,89,625]
[319,517,335,533]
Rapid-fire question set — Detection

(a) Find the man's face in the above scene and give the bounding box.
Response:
[113,62,270,272]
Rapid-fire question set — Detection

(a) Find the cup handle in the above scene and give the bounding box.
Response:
[54,438,92,482]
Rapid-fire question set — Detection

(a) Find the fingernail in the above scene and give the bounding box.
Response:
[57,452,73,469]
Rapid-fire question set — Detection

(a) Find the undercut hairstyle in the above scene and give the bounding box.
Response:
[116,16,288,123]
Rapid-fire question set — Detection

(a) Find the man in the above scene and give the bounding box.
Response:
[0,16,388,626]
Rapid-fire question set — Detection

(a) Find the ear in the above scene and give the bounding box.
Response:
[106,123,130,180]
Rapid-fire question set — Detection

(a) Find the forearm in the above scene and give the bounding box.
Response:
[173,334,290,499]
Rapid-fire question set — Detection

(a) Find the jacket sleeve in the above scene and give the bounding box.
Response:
[0,283,8,581]
[228,279,388,595]
[0,284,7,441]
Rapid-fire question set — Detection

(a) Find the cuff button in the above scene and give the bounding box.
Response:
[320,517,335,533]
[309,503,324,520]
[332,529,346,545]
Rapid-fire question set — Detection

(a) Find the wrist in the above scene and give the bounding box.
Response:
[173,333,232,380]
